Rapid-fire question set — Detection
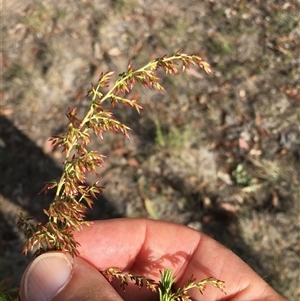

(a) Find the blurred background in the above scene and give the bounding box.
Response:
[1,0,300,300]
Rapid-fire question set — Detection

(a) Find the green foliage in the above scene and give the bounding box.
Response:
[0,279,19,301]
[232,163,254,187]
[208,35,234,55]
[270,10,299,34]
[155,120,195,151]
[21,5,52,33]
[0,294,13,301]
[158,269,225,301]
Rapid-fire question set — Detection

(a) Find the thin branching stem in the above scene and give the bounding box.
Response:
[16,51,226,300]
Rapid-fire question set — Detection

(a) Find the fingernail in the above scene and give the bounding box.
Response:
[24,252,73,301]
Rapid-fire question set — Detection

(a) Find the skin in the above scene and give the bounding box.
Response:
[19,218,286,301]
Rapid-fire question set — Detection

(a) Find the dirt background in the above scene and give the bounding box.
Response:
[1,0,300,300]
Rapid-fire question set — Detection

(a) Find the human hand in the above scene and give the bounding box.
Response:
[19,218,286,301]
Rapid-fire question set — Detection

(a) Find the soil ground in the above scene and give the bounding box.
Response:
[1,0,300,300]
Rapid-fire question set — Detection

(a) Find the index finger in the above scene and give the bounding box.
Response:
[74,218,284,301]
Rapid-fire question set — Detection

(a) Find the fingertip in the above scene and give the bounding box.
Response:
[20,252,124,301]
[19,252,73,301]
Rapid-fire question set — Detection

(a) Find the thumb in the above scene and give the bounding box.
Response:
[19,252,123,301]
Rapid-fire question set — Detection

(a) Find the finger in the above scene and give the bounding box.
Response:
[74,219,199,277]
[74,218,285,301]
[19,252,125,301]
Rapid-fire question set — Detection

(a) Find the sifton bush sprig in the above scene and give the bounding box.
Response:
[17,51,225,299]
[103,268,226,301]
